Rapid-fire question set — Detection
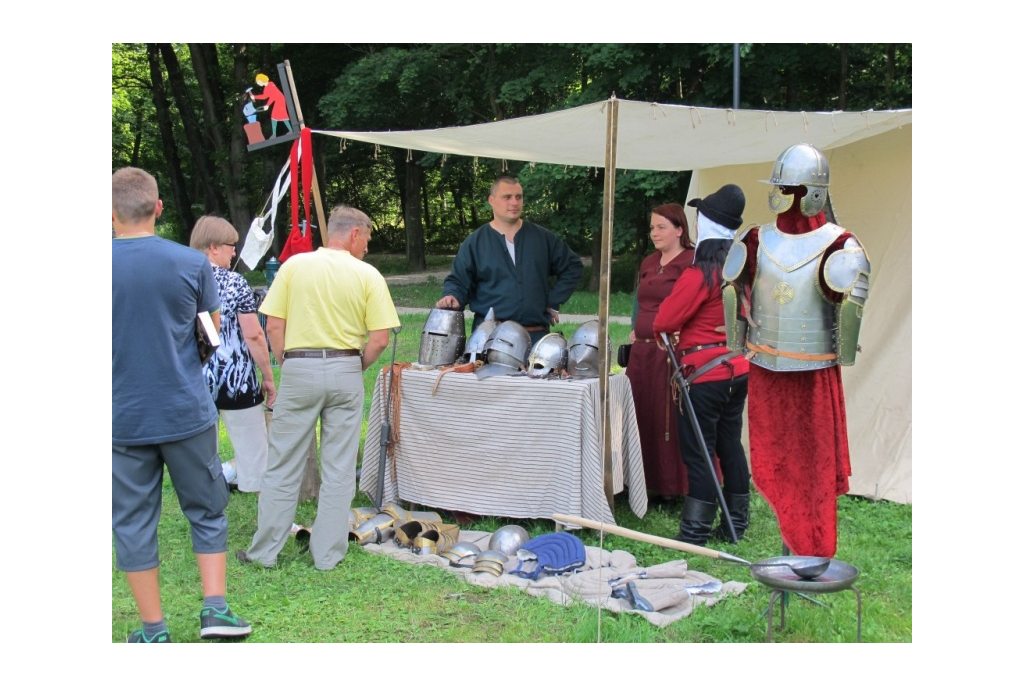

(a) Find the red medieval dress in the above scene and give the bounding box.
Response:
[625,248,693,498]
[743,206,854,558]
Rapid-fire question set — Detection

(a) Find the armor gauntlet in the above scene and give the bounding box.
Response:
[823,236,871,365]
[721,227,753,353]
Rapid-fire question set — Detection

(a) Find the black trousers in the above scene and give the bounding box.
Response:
[674,374,750,503]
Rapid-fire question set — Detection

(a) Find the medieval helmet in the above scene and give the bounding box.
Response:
[760,143,830,217]
[567,320,603,378]
[527,332,568,378]
[418,308,466,366]
[464,308,498,363]
[475,320,531,378]
[488,524,531,557]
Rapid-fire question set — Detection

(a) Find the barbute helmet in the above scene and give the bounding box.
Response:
[527,332,568,378]
[760,143,830,217]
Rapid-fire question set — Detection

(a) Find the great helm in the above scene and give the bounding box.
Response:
[760,143,830,217]
[464,307,498,363]
[527,332,568,378]
[418,308,466,366]
[488,524,531,557]
[567,320,602,378]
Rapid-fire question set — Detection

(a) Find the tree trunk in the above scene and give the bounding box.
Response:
[838,44,848,111]
[404,156,426,271]
[190,42,252,257]
[146,44,195,235]
[884,44,896,108]
[158,43,221,216]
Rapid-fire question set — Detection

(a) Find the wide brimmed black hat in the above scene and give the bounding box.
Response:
[687,183,745,230]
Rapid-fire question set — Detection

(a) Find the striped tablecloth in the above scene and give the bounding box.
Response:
[359,368,647,524]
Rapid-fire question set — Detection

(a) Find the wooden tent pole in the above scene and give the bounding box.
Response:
[283,60,329,246]
[598,96,619,513]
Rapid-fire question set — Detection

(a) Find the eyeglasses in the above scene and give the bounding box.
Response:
[222,243,237,249]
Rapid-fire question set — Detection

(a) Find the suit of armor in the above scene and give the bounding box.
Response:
[723,222,870,371]
[722,143,871,558]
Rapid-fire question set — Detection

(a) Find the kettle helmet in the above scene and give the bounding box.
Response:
[760,143,830,217]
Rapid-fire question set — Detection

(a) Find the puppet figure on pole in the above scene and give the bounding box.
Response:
[721,143,871,558]
[238,62,324,271]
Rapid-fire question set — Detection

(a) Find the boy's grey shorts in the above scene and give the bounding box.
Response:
[112,424,229,572]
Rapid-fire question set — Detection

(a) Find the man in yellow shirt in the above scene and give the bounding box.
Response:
[240,206,400,571]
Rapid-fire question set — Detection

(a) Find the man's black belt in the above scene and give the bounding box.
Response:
[283,348,361,359]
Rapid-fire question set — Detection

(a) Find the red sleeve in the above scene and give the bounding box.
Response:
[652,267,707,334]
[744,227,760,280]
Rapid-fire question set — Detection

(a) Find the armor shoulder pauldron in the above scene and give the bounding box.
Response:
[722,225,754,283]
[823,235,871,298]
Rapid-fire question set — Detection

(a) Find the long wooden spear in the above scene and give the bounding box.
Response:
[551,513,750,565]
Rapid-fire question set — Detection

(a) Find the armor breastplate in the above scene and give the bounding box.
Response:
[748,222,844,371]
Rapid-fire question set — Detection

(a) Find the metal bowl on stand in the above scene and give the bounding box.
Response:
[750,556,859,593]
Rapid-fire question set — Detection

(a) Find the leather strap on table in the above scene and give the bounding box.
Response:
[379,362,414,483]
[431,360,483,396]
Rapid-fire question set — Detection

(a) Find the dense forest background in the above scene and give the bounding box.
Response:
[111,43,912,285]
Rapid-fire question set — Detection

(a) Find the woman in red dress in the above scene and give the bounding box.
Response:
[625,203,694,503]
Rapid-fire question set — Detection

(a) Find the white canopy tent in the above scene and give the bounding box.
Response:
[314,98,912,504]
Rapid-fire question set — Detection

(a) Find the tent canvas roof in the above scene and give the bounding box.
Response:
[314,98,911,170]
[312,98,912,504]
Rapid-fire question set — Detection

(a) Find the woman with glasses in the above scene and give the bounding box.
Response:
[190,216,276,495]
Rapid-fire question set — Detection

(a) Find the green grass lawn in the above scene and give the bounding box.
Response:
[386,280,634,319]
[113,322,911,643]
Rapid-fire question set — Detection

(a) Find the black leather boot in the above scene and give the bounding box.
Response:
[711,492,750,543]
[674,498,718,546]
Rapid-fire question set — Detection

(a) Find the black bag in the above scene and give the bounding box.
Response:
[617,343,632,367]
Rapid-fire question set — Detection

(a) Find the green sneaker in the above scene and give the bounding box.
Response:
[127,628,171,643]
[199,605,252,639]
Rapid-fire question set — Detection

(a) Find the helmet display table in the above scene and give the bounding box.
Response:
[359,368,647,525]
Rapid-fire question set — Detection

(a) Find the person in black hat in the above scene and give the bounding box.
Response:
[652,184,751,545]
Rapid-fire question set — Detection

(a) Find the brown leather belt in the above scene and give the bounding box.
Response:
[680,342,727,355]
[495,320,548,333]
[634,338,658,344]
[283,348,361,359]
[746,341,835,362]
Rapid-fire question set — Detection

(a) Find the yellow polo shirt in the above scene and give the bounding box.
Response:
[259,247,399,350]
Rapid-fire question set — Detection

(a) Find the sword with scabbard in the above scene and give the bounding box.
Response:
[658,331,739,544]
[374,326,402,510]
